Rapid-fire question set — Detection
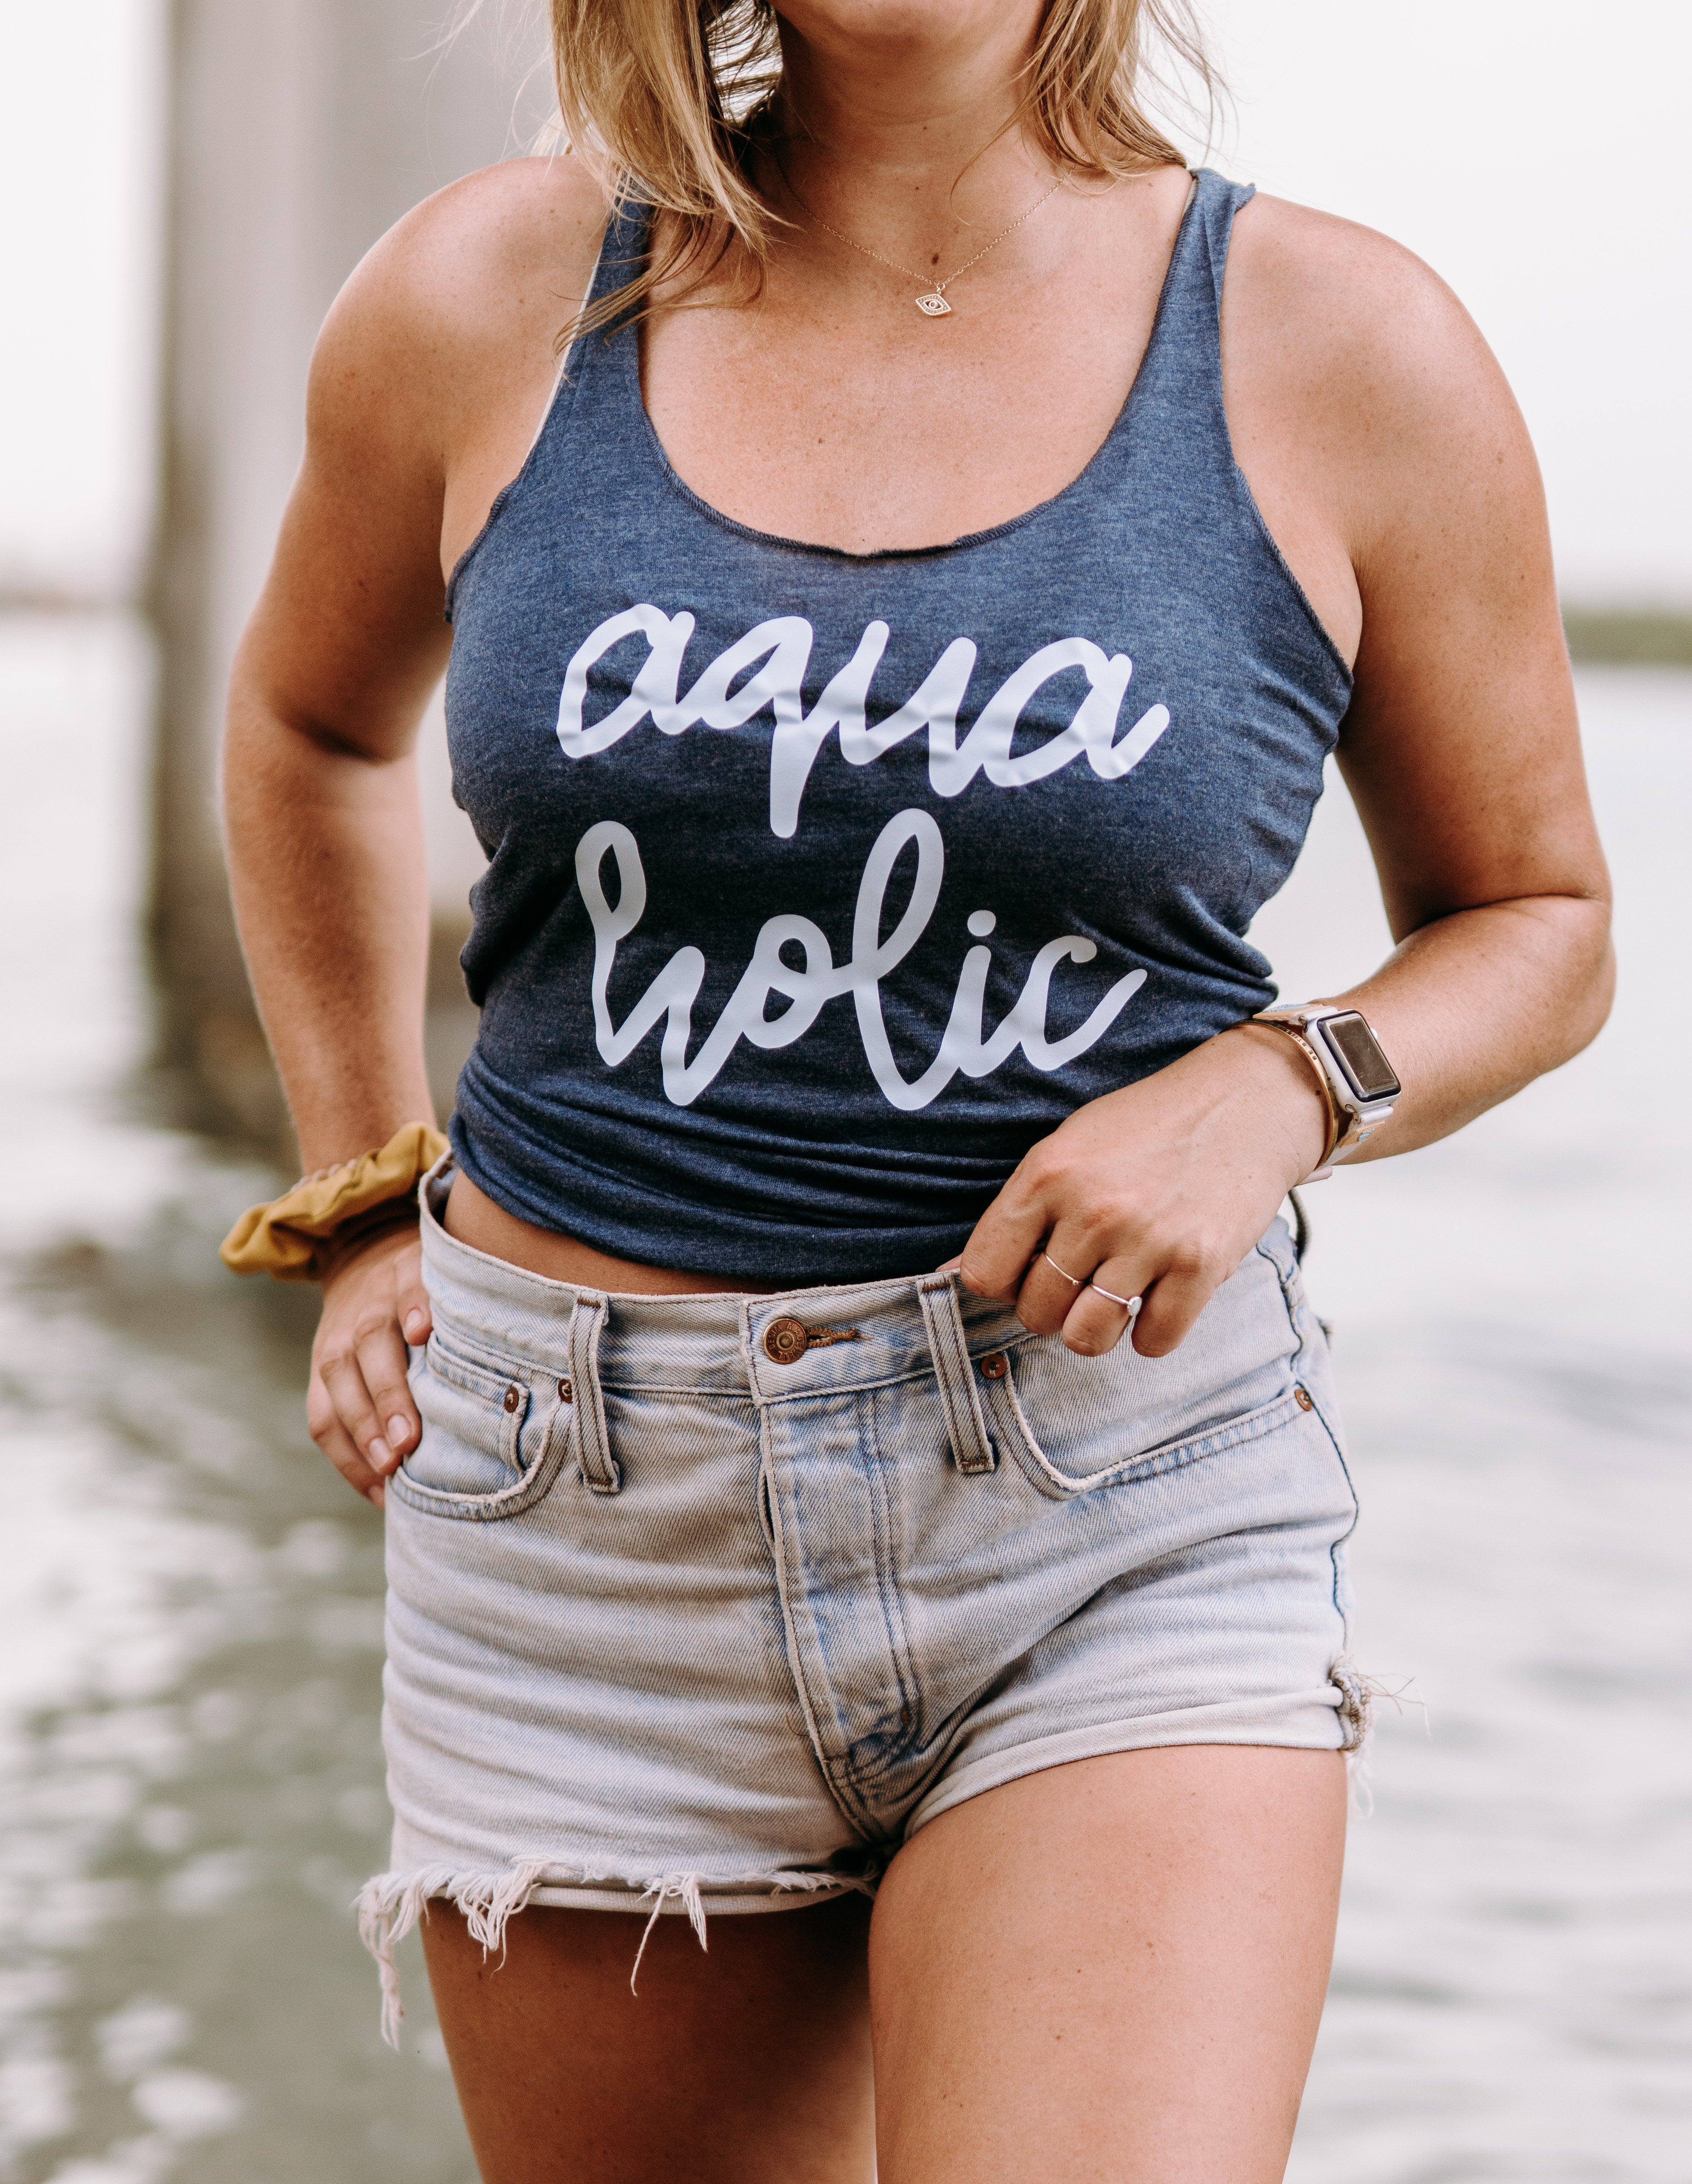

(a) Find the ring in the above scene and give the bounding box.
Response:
[1041,1251,1086,1287]
[1089,1283,1141,1314]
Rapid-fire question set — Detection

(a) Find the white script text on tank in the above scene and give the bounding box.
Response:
[556,608,1173,837]
[577,808,1148,1112]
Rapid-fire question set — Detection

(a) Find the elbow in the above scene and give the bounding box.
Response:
[1551,898,1616,1068]
[1576,933,1617,1058]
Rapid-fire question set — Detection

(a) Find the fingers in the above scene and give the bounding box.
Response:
[356,1310,421,1462]
[956,1170,1050,1302]
[307,1370,390,1507]
[1128,1252,1221,1359]
[956,1097,1257,1358]
[1019,1221,1148,1356]
[1013,1219,1218,1360]
[310,1231,430,1504]
[1010,1243,1098,1335]
[394,1236,431,1348]
[1068,1239,1223,1361]
[1059,1277,1143,1359]
[316,1322,410,1480]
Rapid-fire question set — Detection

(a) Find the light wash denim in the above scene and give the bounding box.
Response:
[358,1162,1365,2038]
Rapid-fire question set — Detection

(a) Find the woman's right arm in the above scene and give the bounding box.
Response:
[222,160,606,1503]
[225,215,453,1504]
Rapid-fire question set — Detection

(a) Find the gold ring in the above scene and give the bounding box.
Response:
[1090,1283,1141,1313]
[1041,1251,1086,1287]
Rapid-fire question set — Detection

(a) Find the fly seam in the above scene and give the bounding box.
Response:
[862,1384,920,1759]
[751,1403,871,1839]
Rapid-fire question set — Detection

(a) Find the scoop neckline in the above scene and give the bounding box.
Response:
[624,173,1205,568]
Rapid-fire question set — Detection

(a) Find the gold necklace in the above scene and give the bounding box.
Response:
[776,163,1062,318]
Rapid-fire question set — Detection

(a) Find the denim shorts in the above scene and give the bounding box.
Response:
[358,1163,1364,2036]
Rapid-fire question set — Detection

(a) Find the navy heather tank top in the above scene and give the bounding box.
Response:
[443,170,1351,1281]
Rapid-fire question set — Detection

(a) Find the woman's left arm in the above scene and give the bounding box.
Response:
[960,203,1614,1358]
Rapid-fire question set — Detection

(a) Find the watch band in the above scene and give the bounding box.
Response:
[1252,1004,1401,1181]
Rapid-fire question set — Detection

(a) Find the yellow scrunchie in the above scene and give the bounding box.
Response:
[219,1123,449,1282]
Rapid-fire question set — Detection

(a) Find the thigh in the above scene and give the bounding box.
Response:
[868,1746,1346,2184]
[423,1893,875,2184]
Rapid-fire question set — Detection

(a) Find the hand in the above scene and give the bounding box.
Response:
[956,1027,1329,1359]
[307,1220,433,1505]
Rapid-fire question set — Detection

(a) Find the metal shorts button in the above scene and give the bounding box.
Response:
[763,1316,810,1366]
[978,1351,1008,1381]
[502,1385,521,1413]
[1294,1385,1314,1411]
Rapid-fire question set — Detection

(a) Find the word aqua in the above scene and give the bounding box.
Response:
[578,808,1147,1112]
[557,607,1172,837]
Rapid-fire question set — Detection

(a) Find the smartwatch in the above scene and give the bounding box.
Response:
[1253,1004,1401,1180]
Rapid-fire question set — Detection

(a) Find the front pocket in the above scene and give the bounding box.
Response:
[391,1335,569,1520]
[982,1345,1306,1502]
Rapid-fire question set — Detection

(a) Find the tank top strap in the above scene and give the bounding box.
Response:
[1116,166,1256,468]
[582,192,655,334]
[1186,166,1257,316]
[543,191,653,417]
[444,193,652,618]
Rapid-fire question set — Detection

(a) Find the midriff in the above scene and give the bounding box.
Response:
[442,1168,785,1296]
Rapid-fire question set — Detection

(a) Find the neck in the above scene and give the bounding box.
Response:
[767,3,1054,246]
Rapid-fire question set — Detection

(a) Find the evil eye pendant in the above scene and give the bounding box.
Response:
[914,292,952,316]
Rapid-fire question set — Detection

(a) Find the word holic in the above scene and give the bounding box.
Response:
[577,808,1147,1112]
[557,606,1172,837]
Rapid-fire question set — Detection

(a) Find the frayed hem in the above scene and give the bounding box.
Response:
[354,1861,870,2047]
[356,1858,553,2048]
[1331,1654,1427,1817]
[628,1874,706,1996]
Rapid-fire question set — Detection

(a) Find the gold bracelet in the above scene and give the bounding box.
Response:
[219,1122,449,1283]
[1234,1022,1342,1171]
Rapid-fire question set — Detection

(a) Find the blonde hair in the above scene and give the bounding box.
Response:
[546,0,1215,342]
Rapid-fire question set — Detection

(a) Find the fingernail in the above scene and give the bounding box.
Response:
[403,1311,426,1342]
[387,1415,410,1450]
[369,1436,393,1471]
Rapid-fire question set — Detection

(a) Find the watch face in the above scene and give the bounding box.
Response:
[1318,1013,1401,1102]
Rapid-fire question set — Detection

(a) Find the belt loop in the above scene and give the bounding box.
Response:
[916,1277,996,1476]
[566,1292,620,1494]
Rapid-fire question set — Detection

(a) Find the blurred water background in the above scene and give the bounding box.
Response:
[2,3,1688,2180]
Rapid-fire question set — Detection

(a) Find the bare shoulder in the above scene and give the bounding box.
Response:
[1222,192,1533,537]
[307,155,612,456]
[1214,188,1545,598]
[1221,192,1581,921]
[1227,192,1502,399]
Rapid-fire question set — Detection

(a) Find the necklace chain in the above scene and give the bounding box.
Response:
[775,161,1062,317]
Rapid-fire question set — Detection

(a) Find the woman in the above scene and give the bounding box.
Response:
[221,0,1612,2175]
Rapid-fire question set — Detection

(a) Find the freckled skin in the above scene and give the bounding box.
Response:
[223,0,1610,2171]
